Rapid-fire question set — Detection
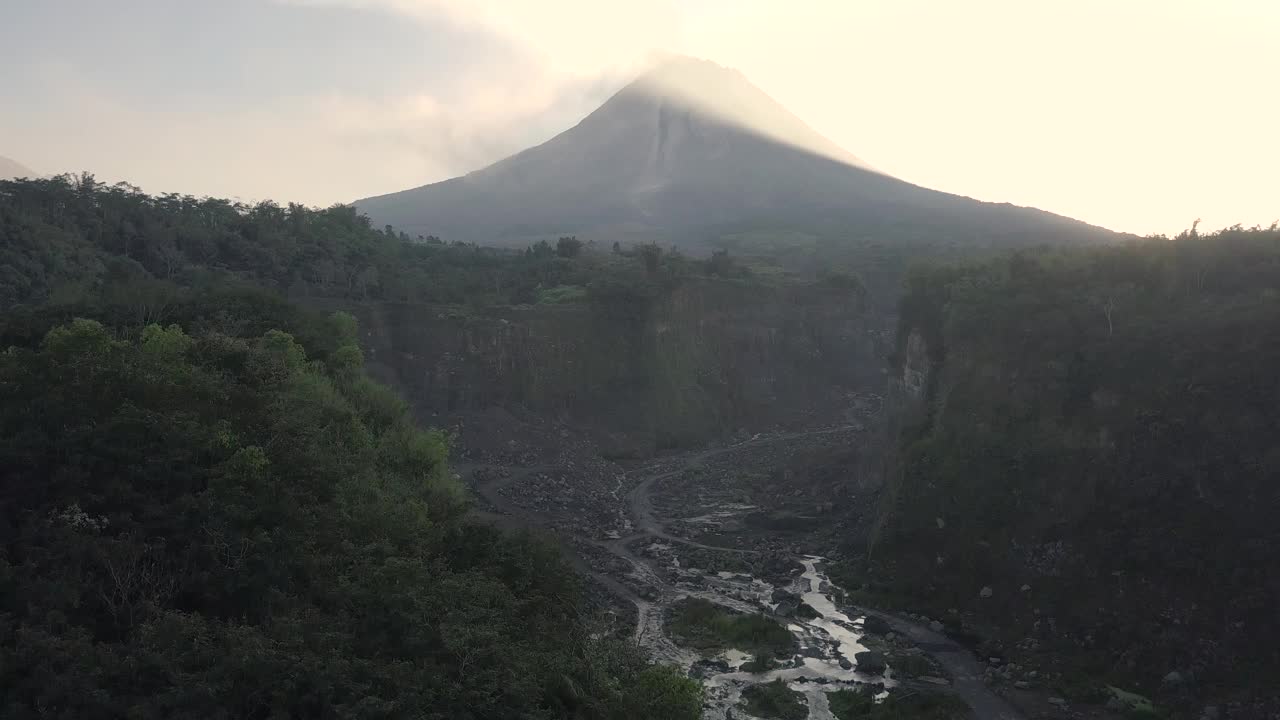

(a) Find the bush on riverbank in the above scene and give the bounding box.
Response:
[828,688,970,720]
[667,598,794,656]
[740,680,807,720]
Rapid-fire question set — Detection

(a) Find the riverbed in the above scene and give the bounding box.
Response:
[638,552,896,719]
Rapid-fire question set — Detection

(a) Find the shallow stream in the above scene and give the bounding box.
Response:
[638,553,896,720]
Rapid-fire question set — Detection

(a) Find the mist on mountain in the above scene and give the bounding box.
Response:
[0,156,38,180]
[356,57,1116,251]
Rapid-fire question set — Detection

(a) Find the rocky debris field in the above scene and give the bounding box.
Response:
[645,426,869,552]
[442,402,1167,720]
[497,463,629,538]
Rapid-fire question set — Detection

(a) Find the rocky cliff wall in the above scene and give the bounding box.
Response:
[862,276,1280,708]
[305,278,883,449]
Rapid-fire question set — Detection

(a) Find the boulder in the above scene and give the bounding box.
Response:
[740,655,777,673]
[771,588,799,604]
[1163,670,1185,685]
[771,589,800,616]
[690,659,731,678]
[979,586,994,598]
[928,620,945,632]
[855,651,887,674]
[795,602,820,620]
[861,615,892,635]
[1048,697,1067,707]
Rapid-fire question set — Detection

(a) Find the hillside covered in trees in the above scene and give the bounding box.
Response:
[0,173,774,315]
[0,175,704,718]
[859,225,1280,710]
[0,174,876,451]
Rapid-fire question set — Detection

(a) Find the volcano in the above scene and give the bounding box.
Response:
[0,156,38,181]
[355,57,1114,249]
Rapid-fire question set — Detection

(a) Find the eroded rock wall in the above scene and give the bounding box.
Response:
[306,279,882,448]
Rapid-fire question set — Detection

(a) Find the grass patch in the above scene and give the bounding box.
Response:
[740,652,778,673]
[716,229,820,255]
[889,653,934,678]
[1106,686,1163,718]
[668,598,794,656]
[1050,671,1110,704]
[828,689,970,720]
[536,284,588,304]
[741,680,807,720]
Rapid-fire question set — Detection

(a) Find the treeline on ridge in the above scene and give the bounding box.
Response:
[1,174,852,318]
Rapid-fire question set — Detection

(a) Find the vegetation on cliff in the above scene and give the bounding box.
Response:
[0,177,706,716]
[864,224,1280,706]
[1,175,873,451]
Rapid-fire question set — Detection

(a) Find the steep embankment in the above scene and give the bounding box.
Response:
[866,227,1280,713]
[317,278,880,449]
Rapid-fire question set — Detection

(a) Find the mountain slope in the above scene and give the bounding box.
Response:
[355,57,1115,249]
[0,156,38,180]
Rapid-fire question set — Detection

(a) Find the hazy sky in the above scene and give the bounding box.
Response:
[2,0,1276,235]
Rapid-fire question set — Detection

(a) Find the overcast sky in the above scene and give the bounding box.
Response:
[2,0,1276,235]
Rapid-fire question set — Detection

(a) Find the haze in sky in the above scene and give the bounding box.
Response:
[2,0,1275,235]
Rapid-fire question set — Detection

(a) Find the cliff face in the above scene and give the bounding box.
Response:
[310,279,880,449]
[865,241,1280,705]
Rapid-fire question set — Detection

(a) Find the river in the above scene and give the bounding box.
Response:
[636,550,896,719]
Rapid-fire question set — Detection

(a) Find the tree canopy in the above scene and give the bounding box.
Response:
[0,174,770,313]
[0,307,701,716]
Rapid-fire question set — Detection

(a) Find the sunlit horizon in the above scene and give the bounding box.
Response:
[3,1,1276,237]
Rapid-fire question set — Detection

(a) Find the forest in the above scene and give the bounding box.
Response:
[861,223,1280,704]
[0,176,704,718]
[0,174,783,317]
[5,172,1278,716]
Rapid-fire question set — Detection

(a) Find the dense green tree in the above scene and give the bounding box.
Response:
[556,236,583,258]
[0,313,701,718]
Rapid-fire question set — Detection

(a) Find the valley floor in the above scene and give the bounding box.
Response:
[447,408,1123,720]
